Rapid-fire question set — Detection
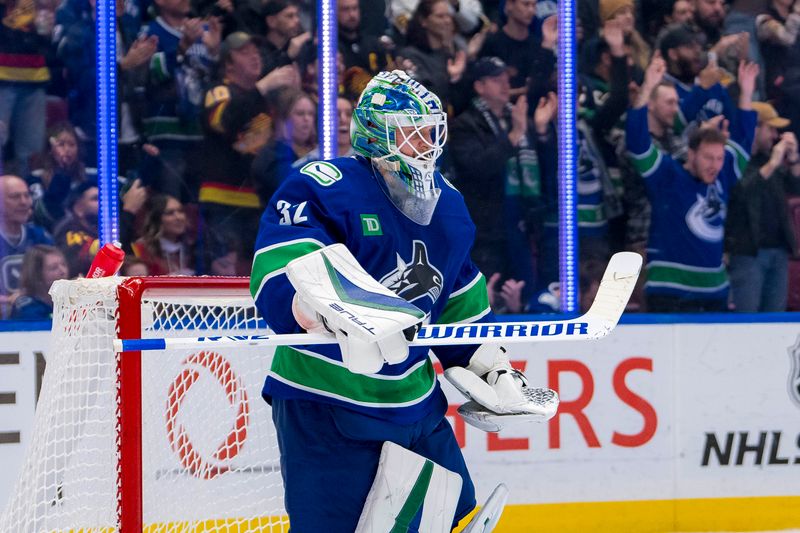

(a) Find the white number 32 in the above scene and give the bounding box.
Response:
[276,200,308,225]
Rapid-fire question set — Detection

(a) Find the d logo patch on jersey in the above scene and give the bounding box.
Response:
[380,240,443,305]
[361,214,383,236]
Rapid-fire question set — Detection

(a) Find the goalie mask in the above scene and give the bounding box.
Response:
[351,70,447,225]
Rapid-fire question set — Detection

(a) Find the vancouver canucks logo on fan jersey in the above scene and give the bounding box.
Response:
[685,184,726,242]
[379,240,443,305]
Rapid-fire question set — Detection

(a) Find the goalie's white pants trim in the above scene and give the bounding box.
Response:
[355,441,463,533]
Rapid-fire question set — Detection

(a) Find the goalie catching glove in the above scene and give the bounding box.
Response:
[286,243,424,375]
[444,345,559,432]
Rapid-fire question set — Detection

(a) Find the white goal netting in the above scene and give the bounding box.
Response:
[0,277,288,532]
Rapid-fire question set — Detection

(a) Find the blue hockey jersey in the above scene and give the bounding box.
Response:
[625,105,756,300]
[251,156,492,423]
[663,75,735,132]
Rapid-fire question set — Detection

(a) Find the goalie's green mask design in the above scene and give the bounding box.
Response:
[351,70,447,225]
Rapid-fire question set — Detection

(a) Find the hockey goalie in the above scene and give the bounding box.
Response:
[250,70,636,532]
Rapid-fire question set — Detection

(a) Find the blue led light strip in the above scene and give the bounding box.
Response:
[95,0,119,245]
[318,0,338,159]
[557,0,578,314]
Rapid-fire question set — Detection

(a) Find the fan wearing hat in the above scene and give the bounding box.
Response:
[52,180,99,278]
[626,53,761,312]
[659,23,704,85]
[450,57,557,310]
[258,0,310,76]
[658,23,735,131]
[198,31,296,275]
[725,102,800,311]
[597,0,651,70]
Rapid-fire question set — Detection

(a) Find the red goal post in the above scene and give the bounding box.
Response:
[0,276,288,532]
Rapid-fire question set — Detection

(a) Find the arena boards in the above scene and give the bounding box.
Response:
[2,316,799,532]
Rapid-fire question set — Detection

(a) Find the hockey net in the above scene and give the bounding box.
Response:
[0,276,288,532]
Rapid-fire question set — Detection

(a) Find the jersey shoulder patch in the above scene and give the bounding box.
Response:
[300,161,343,187]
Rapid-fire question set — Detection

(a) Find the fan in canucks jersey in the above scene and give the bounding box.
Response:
[251,70,553,532]
[626,56,759,312]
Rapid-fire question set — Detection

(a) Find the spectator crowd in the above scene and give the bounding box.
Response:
[2,0,800,319]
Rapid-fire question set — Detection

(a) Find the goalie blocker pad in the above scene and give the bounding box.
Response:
[355,442,463,533]
[286,244,425,373]
[285,243,424,344]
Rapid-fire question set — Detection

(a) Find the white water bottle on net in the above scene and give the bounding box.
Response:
[0,276,288,532]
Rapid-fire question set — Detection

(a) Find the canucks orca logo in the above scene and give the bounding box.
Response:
[685,183,726,242]
[380,240,443,305]
[788,335,800,409]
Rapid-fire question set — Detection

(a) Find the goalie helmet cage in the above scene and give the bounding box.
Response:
[0,276,288,533]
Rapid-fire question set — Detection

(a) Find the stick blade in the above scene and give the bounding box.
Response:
[461,483,509,533]
[584,251,642,339]
[605,250,644,279]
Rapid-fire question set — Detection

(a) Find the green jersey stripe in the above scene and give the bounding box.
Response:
[438,274,490,324]
[725,141,749,178]
[578,204,606,224]
[141,117,204,138]
[628,144,663,178]
[270,346,437,406]
[449,272,482,298]
[288,346,434,380]
[646,262,727,290]
[149,52,170,82]
[250,239,325,299]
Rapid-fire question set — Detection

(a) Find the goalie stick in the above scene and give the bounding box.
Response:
[113,252,641,353]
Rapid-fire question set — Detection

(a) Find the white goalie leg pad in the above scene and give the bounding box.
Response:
[355,441,463,533]
[286,244,425,374]
[462,484,509,533]
[444,345,559,432]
